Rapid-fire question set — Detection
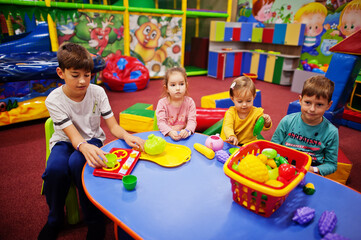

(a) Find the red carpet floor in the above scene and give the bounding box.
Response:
[1,76,360,239]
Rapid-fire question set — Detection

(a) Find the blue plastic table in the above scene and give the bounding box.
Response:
[82,131,361,240]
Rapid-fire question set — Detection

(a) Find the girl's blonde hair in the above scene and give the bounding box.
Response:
[294,2,327,22]
[229,76,256,98]
[162,66,189,97]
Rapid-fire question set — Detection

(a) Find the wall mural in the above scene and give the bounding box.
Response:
[129,14,183,78]
[236,0,361,66]
[57,11,124,61]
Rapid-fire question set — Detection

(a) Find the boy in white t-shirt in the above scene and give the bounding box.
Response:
[39,42,145,240]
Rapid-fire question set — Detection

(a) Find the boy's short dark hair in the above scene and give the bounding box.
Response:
[57,42,94,72]
[302,75,334,102]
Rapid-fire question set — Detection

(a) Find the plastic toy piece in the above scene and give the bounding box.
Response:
[93,148,141,179]
[215,150,229,163]
[319,210,337,236]
[257,153,268,164]
[122,175,137,191]
[238,154,269,183]
[205,134,224,151]
[229,148,239,155]
[261,148,277,159]
[268,167,279,180]
[265,179,284,188]
[102,162,120,171]
[140,142,191,167]
[194,143,215,159]
[103,153,118,168]
[266,159,277,169]
[321,233,350,240]
[253,116,265,139]
[303,183,316,195]
[292,206,315,225]
[279,163,296,181]
[144,134,166,155]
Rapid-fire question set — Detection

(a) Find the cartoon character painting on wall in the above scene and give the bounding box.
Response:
[129,15,183,78]
[57,12,124,58]
[237,0,275,26]
[329,0,361,38]
[294,2,328,56]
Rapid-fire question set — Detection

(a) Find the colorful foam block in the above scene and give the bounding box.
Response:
[119,103,154,133]
[201,90,261,109]
[325,53,361,112]
[325,148,352,185]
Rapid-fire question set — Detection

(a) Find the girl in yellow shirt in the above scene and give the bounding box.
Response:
[220,76,272,145]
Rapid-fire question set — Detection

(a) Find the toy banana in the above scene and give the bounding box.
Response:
[194,143,215,159]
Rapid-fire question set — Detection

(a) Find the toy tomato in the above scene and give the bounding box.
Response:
[278,164,296,181]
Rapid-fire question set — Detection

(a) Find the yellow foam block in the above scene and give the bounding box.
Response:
[201,90,261,109]
[326,162,352,185]
[119,113,154,133]
[201,91,229,108]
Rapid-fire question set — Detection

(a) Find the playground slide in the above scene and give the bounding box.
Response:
[0,21,51,54]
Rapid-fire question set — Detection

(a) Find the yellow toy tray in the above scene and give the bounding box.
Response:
[140,142,191,167]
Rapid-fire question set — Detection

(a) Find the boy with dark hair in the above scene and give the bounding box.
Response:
[39,42,145,240]
[272,75,338,176]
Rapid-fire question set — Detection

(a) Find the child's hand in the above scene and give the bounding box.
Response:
[124,134,145,152]
[179,129,190,139]
[168,130,181,141]
[78,143,107,168]
[226,136,238,146]
[263,114,272,128]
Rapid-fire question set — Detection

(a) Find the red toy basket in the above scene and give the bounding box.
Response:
[223,140,311,217]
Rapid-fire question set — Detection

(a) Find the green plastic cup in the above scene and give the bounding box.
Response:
[104,153,117,168]
[123,175,137,191]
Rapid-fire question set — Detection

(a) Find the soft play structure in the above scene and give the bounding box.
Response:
[102,55,150,92]
[0,22,106,126]
[286,30,361,185]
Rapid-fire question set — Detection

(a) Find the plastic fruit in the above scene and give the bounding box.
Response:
[303,183,316,195]
[194,143,215,159]
[265,179,284,187]
[238,154,269,183]
[279,163,296,181]
[292,206,315,225]
[144,134,166,155]
[318,210,337,236]
[215,149,229,163]
[261,148,277,159]
[266,159,277,169]
[205,134,224,151]
[268,167,279,180]
[278,156,289,165]
[257,153,268,164]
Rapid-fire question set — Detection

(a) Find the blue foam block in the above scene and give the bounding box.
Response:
[325,53,361,111]
[341,119,361,131]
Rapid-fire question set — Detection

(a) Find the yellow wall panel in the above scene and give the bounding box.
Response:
[264,55,276,82]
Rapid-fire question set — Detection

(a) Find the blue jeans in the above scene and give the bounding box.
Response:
[42,138,104,226]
